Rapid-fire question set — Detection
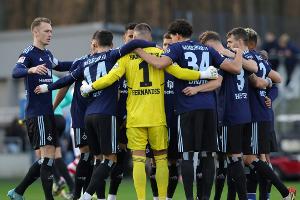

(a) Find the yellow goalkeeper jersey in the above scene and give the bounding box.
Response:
[92,47,200,128]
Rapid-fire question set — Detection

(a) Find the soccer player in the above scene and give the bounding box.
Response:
[108,22,138,200]
[245,28,296,200]
[133,19,242,200]
[35,30,159,200]
[51,33,98,199]
[8,17,72,200]
[80,23,218,200]
[148,32,181,200]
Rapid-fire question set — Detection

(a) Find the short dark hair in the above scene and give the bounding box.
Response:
[168,19,193,38]
[125,22,138,32]
[134,23,152,33]
[245,27,258,44]
[93,30,113,46]
[163,32,171,40]
[199,31,220,44]
[31,17,51,31]
[227,27,248,44]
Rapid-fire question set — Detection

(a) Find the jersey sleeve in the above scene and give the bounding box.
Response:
[12,54,31,78]
[162,43,181,63]
[92,59,126,90]
[164,64,200,80]
[218,69,225,77]
[109,39,156,63]
[209,47,226,67]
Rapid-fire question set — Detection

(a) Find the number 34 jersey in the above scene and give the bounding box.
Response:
[92,47,201,128]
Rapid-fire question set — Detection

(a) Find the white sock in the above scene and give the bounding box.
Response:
[153,197,159,200]
[166,198,173,200]
[80,192,92,200]
[98,199,106,200]
[108,194,117,200]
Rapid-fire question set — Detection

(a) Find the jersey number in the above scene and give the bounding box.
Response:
[236,69,245,91]
[184,51,209,71]
[84,61,107,84]
[259,63,267,79]
[139,61,152,87]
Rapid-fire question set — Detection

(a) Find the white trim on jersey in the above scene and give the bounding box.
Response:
[38,116,45,146]
[251,122,258,154]
[111,116,117,153]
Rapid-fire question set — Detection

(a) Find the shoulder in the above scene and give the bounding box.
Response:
[21,45,34,55]
[144,47,163,55]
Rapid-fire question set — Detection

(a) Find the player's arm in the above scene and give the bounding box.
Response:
[110,39,156,63]
[165,64,218,80]
[34,63,83,94]
[91,63,126,90]
[53,86,70,110]
[221,49,258,73]
[134,48,172,69]
[248,74,271,89]
[218,48,243,74]
[268,70,282,83]
[182,76,223,96]
[12,55,48,78]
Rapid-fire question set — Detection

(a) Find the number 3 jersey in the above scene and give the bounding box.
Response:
[163,40,225,114]
[218,51,254,126]
[92,47,201,128]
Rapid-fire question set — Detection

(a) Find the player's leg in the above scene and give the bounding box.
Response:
[108,118,128,200]
[178,111,197,200]
[214,127,227,200]
[243,122,292,199]
[53,115,74,194]
[225,125,247,200]
[8,117,43,199]
[146,146,159,200]
[127,127,148,200]
[166,124,180,200]
[81,115,118,200]
[150,125,169,200]
[196,109,217,200]
[73,128,93,199]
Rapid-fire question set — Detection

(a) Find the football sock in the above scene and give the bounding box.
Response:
[109,149,126,195]
[15,159,42,195]
[227,175,237,200]
[227,156,247,200]
[167,162,179,199]
[214,154,226,200]
[74,152,93,198]
[154,154,169,200]
[40,157,54,200]
[181,152,194,200]
[55,158,74,192]
[249,159,289,197]
[132,155,146,200]
[266,163,273,200]
[197,152,215,200]
[85,159,115,197]
[94,159,107,199]
[245,166,257,200]
[149,164,158,197]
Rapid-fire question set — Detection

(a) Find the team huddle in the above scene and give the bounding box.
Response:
[7,17,296,200]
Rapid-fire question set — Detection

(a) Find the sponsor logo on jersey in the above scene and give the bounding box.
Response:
[39,58,43,61]
[17,56,26,63]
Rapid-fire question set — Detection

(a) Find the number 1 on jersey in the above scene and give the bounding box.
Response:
[139,61,152,87]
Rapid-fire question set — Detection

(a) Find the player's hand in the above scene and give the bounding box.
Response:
[80,80,94,97]
[265,96,272,108]
[28,64,48,75]
[232,48,242,55]
[34,84,48,94]
[182,87,199,96]
[200,66,218,79]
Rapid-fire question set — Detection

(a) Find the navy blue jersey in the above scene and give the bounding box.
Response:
[12,45,72,119]
[248,50,272,122]
[164,72,175,126]
[69,55,90,128]
[71,50,121,116]
[163,40,225,114]
[117,76,128,120]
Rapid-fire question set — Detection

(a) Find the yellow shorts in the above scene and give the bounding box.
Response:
[126,126,168,151]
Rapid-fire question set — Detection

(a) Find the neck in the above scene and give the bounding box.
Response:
[178,37,190,42]
[33,40,45,50]
[95,46,111,53]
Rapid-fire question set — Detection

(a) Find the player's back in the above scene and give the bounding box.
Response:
[121,47,166,128]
